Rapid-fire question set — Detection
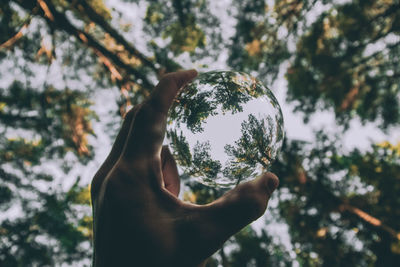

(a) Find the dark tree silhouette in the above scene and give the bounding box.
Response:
[1,0,399,266]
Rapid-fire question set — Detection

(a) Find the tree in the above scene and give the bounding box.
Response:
[285,0,400,129]
[271,133,400,265]
[1,0,399,266]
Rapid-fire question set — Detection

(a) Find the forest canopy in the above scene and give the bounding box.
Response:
[0,0,399,266]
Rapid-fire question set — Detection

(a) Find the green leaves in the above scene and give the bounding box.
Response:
[286,1,400,129]
[163,20,206,55]
[272,133,400,265]
[1,0,400,265]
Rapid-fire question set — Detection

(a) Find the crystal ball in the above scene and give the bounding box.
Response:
[166,70,284,188]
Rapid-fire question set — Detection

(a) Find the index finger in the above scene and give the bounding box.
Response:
[122,69,198,159]
[149,69,198,113]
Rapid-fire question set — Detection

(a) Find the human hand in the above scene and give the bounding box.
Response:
[91,70,279,267]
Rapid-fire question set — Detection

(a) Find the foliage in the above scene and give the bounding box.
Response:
[271,133,400,266]
[0,0,399,266]
[286,0,400,129]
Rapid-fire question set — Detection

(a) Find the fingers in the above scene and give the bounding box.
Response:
[122,70,197,159]
[91,105,141,197]
[161,146,180,197]
[208,172,278,225]
[149,69,198,113]
[107,105,142,163]
[181,173,279,260]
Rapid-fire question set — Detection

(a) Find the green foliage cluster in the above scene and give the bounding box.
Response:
[0,0,399,266]
[286,0,400,128]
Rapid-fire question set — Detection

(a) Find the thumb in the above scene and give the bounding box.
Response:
[183,173,279,261]
[206,172,279,236]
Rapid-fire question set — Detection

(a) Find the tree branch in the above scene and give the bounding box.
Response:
[339,203,400,241]
[16,0,154,90]
[0,4,39,49]
[0,23,30,49]
[71,0,158,73]
[220,245,230,267]
[294,168,400,241]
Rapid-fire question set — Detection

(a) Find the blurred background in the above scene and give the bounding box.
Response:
[0,0,399,266]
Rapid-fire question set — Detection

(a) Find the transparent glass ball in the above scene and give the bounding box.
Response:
[166,70,284,188]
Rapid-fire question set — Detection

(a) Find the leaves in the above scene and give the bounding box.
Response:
[286,0,400,129]
[1,0,399,266]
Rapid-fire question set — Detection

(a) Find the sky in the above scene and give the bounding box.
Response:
[98,0,399,263]
[79,0,399,260]
[1,0,398,265]
[99,0,399,172]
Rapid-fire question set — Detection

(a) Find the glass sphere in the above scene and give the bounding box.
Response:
[166,70,284,188]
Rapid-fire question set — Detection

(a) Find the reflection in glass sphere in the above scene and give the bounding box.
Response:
[166,70,284,189]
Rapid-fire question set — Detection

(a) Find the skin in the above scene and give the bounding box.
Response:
[91,70,279,267]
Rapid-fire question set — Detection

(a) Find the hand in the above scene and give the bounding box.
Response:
[91,70,279,267]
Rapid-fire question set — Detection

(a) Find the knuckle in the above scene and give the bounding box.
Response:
[160,73,175,84]
[124,104,141,120]
[137,102,152,115]
[104,161,147,197]
[134,103,160,127]
[159,74,179,91]
[118,156,148,173]
[142,99,165,116]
